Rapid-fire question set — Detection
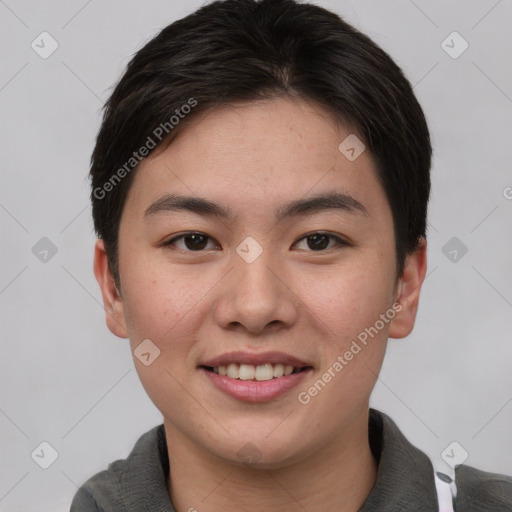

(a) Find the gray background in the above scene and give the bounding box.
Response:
[1,0,511,510]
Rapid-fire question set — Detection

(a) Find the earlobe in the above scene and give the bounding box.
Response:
[388,238,428,339]
[93,239,129,339]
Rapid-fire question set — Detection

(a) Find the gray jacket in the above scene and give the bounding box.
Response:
[70,409,512,511]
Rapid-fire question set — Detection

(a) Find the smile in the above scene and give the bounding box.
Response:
[200,365,313,402]
[207,363,305,381]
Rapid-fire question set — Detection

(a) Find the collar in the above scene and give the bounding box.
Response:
[360,408,438,510]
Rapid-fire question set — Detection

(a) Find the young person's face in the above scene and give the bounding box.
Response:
[95,97,426,467]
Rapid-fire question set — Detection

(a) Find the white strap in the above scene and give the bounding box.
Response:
[431,459,457,512]
[434,471,455,511]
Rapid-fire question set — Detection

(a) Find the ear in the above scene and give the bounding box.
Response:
[388,238,427,339]
[93,239,128,339]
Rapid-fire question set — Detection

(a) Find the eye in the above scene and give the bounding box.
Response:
[163,231,349,252]
[293,231,348,251]
[163,232,219,251]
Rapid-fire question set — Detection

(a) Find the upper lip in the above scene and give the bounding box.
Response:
[200,351,312,368]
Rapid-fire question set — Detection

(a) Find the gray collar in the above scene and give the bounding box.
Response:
[360,409,438,510]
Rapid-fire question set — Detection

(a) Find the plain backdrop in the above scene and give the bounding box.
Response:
[1,1,511,510]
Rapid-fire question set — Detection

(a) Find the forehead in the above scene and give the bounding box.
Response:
[122,97,389,222]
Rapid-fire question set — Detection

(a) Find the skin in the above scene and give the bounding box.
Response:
[94,97,427,511]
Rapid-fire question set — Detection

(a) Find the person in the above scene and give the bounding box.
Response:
[70,0,512,510]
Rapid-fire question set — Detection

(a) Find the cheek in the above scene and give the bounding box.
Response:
[119,261,211,406]
[120,254,223,357]
[294,269,393,417]
[119,254,186,342]
[298,264,394,342]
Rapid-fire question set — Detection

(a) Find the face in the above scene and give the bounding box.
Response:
[95,97,426,467]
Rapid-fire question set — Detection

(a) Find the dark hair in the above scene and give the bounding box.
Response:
[90,0,431,291]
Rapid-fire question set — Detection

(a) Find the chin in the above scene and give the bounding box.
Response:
[206,433,311,470]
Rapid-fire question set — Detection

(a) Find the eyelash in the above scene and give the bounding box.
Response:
[162,231,350,252]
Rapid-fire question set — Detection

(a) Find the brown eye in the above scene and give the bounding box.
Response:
[306,234,330,250]
[164,232,218,251]
[183,234,208,250]
[294,232,348,251]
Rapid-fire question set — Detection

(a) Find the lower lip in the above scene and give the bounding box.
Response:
[200,367,312,402]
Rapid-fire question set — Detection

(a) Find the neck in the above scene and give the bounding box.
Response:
[165,409,377,512]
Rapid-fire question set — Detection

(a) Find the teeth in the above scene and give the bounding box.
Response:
[273,363,284,378]
[227,363,238,379]
[212,363,304,380]
[239,364,255,380]
[255,364,274,381]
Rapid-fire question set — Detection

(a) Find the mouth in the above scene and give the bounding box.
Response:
[198,352,314,402]
[201,363,312,381]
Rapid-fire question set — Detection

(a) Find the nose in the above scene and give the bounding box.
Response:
[213,243,299,335]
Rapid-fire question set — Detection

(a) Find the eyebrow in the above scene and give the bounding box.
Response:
[143,191,368,222]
